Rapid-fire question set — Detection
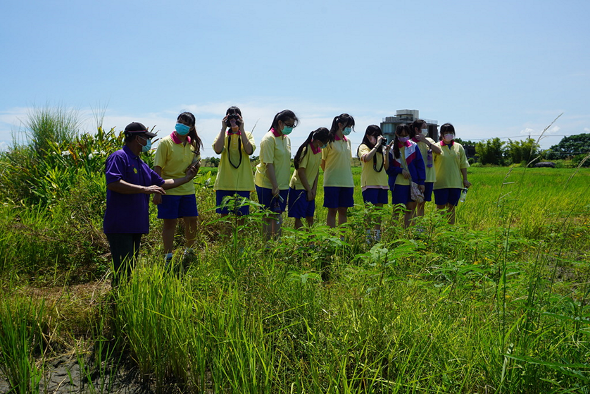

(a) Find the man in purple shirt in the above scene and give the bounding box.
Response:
[104,122,197,285]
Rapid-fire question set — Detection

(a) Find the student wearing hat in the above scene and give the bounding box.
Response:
[103,122,197,286]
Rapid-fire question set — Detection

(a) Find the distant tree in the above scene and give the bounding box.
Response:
[475,138,505,165]
[545,133,590,160]
[202,157,220,167]
[454,138,477,146]
[506,138,541,165]
[454,138,477,158]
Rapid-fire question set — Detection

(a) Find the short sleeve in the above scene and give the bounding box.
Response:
[299,148,311,169]
[260,135,275,164]
[154,140,169,168]
[105,153,125,185]
[321,143,331,160]
[212,134,225,153]
[459,145,469,169]
[358,144,371,161]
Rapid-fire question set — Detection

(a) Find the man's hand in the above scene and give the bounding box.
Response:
[143,185,165,195]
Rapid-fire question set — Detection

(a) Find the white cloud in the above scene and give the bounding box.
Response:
[585,127,590,132]
[549,126,560,133]
[520,127,535,135]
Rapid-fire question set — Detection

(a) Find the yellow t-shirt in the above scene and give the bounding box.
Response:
[154,135,199,196]
[290,144,322,190]
[322,137,354,188]
[213,131,256,191]
[415,137,437,183]
[358,144,388,189]
[254,131,292,190]
[433,141,469,189]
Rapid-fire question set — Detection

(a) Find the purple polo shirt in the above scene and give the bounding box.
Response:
[103,145,165,234]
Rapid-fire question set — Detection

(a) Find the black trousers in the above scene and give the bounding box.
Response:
[106,233,142,286]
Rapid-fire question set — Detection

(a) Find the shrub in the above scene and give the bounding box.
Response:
[475,138,505,165]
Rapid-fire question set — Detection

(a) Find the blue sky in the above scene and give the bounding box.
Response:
[1,0,588,154]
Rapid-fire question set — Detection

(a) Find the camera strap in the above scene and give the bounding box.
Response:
[227,133,243,169]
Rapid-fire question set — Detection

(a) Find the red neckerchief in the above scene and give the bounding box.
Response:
[271,128,282,137]
[171,132,191,144]
[411,136,420,143]
[441,140,454,147]
[227,130,241,136]
[335,134,347,141]
[310,140,321,154]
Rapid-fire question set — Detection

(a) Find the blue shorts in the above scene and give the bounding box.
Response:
[362,188,388,205]
[288,188,315,218]
[391,184,411,205]
[423,182,434,202]
[434,188,461,206]
[216,190,251,215]
[323,186,354,209]
[157,194,199,219]
[256,186,288,213]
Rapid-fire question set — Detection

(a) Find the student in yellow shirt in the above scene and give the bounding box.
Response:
[433,123,471,224]
[410,119,442,218]
[254,109,298,239]
[322,113,355,228]
[358,125,391,242]
[153,112,203,265]
[288,127,330,229]
[212,106,256,226]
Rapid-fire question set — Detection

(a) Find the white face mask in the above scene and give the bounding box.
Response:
[421,129,428,136]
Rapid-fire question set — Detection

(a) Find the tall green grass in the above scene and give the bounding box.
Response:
[0,107,589,392]
[0,297,45,394]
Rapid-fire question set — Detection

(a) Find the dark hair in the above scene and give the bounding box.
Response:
[224,106,244,168]
[357,125,385,171]
[359,125,382,152]
[393,124,411,159]
[357,125,385,172]
[225,106,242,128]
[294,127,330,169]
[410,119,427,139]
[226,106,242,116]
[440,123,456,138]
[269,109,298,133]
[328,113,355,142]
[177,112,203,155]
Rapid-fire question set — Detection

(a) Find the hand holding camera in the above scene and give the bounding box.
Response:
[225,112,243,133]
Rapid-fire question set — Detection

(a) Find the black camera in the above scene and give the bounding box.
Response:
[226,113,241,128]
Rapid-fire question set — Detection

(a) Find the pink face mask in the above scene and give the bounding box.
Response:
[443,134,454,142]
[398,136,409,143]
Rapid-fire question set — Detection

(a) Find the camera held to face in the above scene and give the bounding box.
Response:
[226,113,241,132]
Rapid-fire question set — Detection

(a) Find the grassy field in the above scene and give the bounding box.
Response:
[1,162,589,393]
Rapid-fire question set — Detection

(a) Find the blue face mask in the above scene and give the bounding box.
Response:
[141,138,152,152]
[175,123,191,136]
[282,126,293,135]
[343,127,352,136]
